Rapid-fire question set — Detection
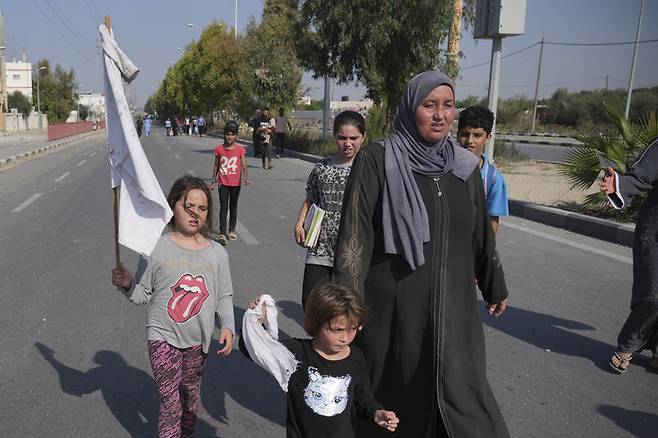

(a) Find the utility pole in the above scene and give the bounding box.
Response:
[0,10,5,131]
[234,0,238,40]
[531,37,544,133]
[625,0,644,120]
[486,37,502,163]
[605,75,608,90]
[322,76,331,142]
[446,0,463,78]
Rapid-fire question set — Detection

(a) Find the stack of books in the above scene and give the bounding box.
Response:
[303,203,325,248]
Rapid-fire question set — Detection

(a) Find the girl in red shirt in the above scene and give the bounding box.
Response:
[211,121,250,245]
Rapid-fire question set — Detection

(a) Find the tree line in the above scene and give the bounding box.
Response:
[458,86,658,133]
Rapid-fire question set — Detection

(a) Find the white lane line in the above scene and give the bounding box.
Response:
[54,172,71,182]
[174,153,181,160]
[186,169,197,176]
[504,221,632,264]
[98,147,103,151]
[76,159,87,167]
[236,220,259,245]
[12,193,43,212]
[89,152,97,157]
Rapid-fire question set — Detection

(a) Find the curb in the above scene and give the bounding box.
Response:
[0,130,103,170]
[509,199,634,247]
[232,134,635,248]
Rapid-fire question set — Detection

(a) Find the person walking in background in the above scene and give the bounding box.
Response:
[211,121,250,246]
[333,70,510,437]
[144,115,152,137]
[164,118,172,136]
[457,106,509,233]
[111,175,235,438]
[600,138,658,374]
[250,109,263,158]
[294,111,366,308]
[257,108,275,170]
[197,115,206,137]
[135,116,143,137]
[274,107,293,158]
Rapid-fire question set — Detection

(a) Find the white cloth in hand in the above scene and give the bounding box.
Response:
[242,294,299,392]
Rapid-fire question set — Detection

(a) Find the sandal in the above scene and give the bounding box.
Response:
[609,351,632,374]
[228,231,238,240]
[216,234,228,246]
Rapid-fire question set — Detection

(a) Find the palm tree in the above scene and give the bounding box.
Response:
[560,103,658,207]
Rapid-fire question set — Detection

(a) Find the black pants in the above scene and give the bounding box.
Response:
[302,264,333,309]
[198,125,205,136]
[218,185,241,235]
[260,142,272,168]
[274,132,286,156]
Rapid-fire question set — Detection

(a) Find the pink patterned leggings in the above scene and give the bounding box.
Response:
[148,340,208,438]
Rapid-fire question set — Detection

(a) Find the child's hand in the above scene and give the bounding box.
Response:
[294,223,306,247]
[209,181,216,190]
[111,263,133,289]
[217,328,234,357]
[248,297,267,324]
[374,410,399,432]
[243,177,251,186]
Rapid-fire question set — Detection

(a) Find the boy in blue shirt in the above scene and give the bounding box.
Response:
[457,106,509,233]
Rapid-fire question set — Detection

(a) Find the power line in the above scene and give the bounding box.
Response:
[31,0,95,63]
[545,38,658,46]
[85,0,102,25]
[43,0,96,50]
[461,42,539,70]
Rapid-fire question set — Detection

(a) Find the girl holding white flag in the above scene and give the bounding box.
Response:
[111,176,235,438]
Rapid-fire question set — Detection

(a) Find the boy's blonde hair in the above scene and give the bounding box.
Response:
[304,283,367,337]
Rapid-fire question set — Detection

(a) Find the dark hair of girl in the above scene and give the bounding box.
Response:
[166,175,214,238]
[333,110,366,135]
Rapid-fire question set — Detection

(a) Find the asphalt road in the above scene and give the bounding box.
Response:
[0,128,655,437]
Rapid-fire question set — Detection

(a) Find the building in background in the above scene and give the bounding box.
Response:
[77,92,105,121]
[5,53,33,101]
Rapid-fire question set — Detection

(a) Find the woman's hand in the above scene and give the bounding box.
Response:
[374,410,399,432]
[217,328,234,357]
[294,222,306,247]
[598,167,616,195]
[487,299,508,317]
[111,263,133,289]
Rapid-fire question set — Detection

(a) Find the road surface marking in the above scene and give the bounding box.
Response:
[89,152,97,157]
[186,170,197,176]
[12,193,43,212]
[504,221,632,264]
[76,160,87,167]
[54,172,71,182]
[236,220,259,245]
[174,153,181,160]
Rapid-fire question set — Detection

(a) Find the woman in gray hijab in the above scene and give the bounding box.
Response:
[334,70,510,437]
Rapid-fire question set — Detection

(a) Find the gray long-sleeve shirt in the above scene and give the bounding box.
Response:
[121,233,235,353]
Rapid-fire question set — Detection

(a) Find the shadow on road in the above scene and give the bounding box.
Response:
[202,306,289,429]
[597,405,658,438]
[277,300,305,327]
[35,342,158,436]
[479,305,616,371]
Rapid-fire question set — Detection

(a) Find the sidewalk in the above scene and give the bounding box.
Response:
[0,129,104,170]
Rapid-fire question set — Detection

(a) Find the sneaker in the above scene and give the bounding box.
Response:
[228,231,238,240]
[276,154,280,159]
[217,234,227,246]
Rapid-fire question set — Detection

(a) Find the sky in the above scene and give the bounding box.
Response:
[2,0,657,107]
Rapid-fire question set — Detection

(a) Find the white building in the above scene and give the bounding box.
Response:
[5,53,32,101]
[77,92,105,121]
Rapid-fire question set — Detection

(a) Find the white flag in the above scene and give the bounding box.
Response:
[100,25,173,256]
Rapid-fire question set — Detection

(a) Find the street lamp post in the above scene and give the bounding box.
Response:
[36,66,46,129]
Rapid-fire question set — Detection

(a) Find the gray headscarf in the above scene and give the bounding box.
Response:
[381,70,478,270]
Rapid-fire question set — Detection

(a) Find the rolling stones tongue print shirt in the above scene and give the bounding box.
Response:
[119,234,235,354]
[168,274,211,323]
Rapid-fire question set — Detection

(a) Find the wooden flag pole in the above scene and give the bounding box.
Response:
[105,15,121,269]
